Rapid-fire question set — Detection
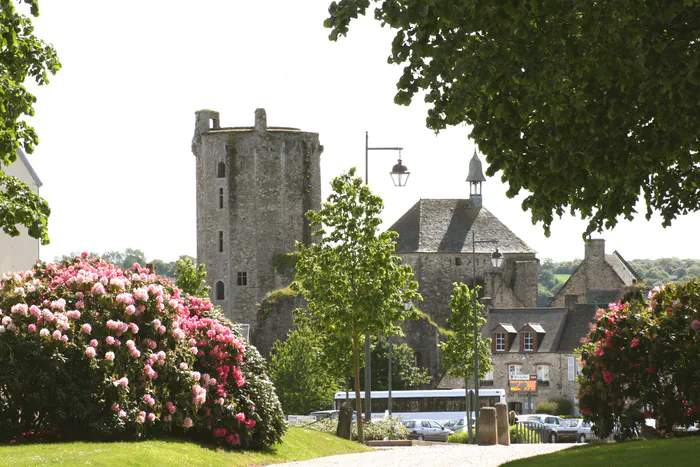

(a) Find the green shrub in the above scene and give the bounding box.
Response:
[534,398,573,416]
[447,430,474,443]
[304,417,408,441]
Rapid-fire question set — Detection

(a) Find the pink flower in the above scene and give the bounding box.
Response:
[213,428,227,437]
[179,362,188,370]
[91,282,106,294]
[692,320,700,331]
[183,417,193,428]
[603,371,614,385]
[116,377,129,388]
[235,412,246,422]
[105,351,115,361]
[52,330,62,340]
[90,339,98,347]
[81,323,92,333]
[106,336,115,345]
[111,403,119,412]
[631,338,640,348]
[85,346,96,358]
[39,328,49,337]
[165,401,176,414]
[147,413,156,422]
[245,419,256,429]
[28,324,37,333]
[125,305,136,315]
[136,411,146,424]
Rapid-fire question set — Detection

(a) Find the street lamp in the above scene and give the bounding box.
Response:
[364,131,410,423]
[471,232,504,443]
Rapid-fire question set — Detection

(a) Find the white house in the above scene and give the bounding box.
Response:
[0,149,43,275]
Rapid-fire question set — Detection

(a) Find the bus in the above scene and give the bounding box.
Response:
[332,388,506,422]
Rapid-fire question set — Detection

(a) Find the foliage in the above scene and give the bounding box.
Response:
[438,283,493,383]
[326,0,700,238]
[305,416,409,441]
[0,427,372,466]
[629,258,700,286]
[0,255,285,448]
[174,257,210,299]
[578,283,700,440]
[269,324,342,415]
[258,287,296,315]
[447,429,474,444]
[509,424,542,444]
[535,398,573,416]
[500,437,700,467]
[291,168,421,442]
[271,252,299,275]
[1,0,61,244]
[358,337,431,391]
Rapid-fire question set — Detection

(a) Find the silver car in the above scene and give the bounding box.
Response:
[401,419,453,442]
[557,418,595,443]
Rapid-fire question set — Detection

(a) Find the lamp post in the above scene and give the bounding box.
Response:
[364,131,410,424]
[471,232,504,443]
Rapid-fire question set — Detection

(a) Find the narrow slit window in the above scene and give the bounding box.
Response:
[219,188,224,209]
[215,281,225,300]
[217,162,226,178]
[218,231,224,253]
[454,257,462,266]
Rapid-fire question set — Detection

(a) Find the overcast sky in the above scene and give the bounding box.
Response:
[20,0,700,263]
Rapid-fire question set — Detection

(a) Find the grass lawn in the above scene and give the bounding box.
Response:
[501,436,700,467]
[0,427,372,466]
[553,274,571,283]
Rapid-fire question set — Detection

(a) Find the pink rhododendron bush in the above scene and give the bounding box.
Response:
[578,282,700,440]
[0,255,285,447]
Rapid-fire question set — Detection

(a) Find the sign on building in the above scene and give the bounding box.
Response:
[509,374,537,393]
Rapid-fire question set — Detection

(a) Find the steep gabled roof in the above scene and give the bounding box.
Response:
[606,251,642,285]
[388,199,534,254]
[482,308,567,353]
[16,149,42,187]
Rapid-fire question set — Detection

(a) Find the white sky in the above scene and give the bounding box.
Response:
[21,0,700,263]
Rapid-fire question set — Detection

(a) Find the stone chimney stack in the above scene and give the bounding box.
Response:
[585,238,605,261]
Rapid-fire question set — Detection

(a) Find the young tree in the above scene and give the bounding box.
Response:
[269,324,343,416]
[291,168,421,443]
[175,257,211,299]
[325,1,700,238]
[1,0,60,243]
[438,283,493,443]
[359,338,431,391]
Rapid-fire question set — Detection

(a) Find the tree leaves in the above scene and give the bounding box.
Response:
[326,0,700,238]
[1,0,61,243]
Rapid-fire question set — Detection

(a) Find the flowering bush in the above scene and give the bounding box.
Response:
[303,417,408,441]
[0,255,285,447]
[578,282,700,439]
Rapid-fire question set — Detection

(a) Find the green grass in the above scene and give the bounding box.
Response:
[0,427,372,466]
[501,437,700,467]
[554,274,571,283]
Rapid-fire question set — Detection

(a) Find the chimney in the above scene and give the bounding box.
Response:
[254,108,267,132]
[585,238,605,261]
[192,109,220,156]
[565,294,578,312]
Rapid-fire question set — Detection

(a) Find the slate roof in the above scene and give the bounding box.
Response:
[556,305,599,352]
[482,308,567,353]
[466,150,486,182]
[388,199,535,254]
[605,251,642,285]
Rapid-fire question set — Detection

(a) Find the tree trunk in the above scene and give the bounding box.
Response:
[465,377,472,444]
[353,330,364,443]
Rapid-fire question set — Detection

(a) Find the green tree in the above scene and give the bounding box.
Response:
[325,1,700,237]
[1,0,60,244]
[174,257,210,298]
[269,324,343,415]
[359,338,431,391]
[291,168,421,443]
[438,283,492,443]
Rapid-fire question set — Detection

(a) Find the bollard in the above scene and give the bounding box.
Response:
[478,407,498,445]
[495,402,511,445]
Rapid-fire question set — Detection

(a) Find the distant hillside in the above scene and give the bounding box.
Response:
[538,257,700,306]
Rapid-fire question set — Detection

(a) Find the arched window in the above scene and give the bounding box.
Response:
[216,281,225,300]
[217,162,226,178]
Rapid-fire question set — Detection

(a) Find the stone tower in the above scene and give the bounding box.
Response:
[191,108,323,336]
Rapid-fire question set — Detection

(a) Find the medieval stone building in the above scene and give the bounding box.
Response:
[549,239,642,307]
[192,108,322,351]
[389,151,540,381]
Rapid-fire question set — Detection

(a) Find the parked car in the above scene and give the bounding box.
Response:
[401,419,454,442]
[556,418,595,443]
[516,414,565,443]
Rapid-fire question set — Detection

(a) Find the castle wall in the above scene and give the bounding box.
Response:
[193,109,321,334]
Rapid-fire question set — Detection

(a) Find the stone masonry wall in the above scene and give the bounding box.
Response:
[193,109,322,337]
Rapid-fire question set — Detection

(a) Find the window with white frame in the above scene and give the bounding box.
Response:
[508,364,522,380]
[496,332,506,351]
[523,332,534,351]
[537,365,550,383]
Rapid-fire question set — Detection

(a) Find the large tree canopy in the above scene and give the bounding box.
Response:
[1,0,60,243]
[325,0,700,237]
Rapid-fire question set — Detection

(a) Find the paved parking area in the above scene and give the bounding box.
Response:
[273,443,576,466]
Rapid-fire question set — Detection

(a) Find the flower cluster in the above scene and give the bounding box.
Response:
[0,255,285,447]
[578,282,700,439]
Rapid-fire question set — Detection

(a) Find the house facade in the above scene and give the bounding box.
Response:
[0,150,42,275]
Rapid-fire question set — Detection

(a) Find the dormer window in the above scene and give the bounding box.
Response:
[519,323,546,352]
[491,323,517,353]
